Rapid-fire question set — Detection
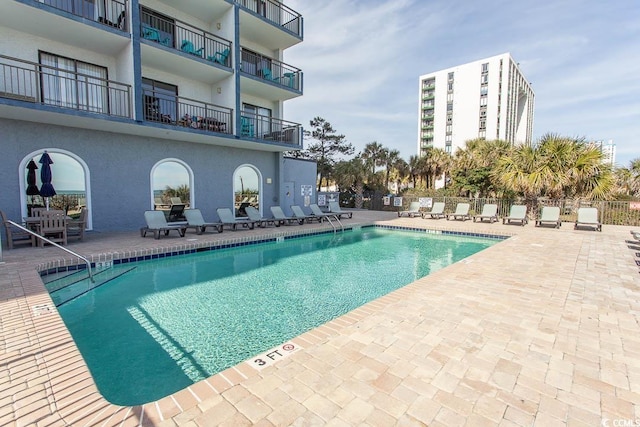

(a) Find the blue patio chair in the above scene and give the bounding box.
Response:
[180,40,204,57]
[142,26,170,45]
[261,67,279,83]
[241,116,254,137]
[207,48,230,66]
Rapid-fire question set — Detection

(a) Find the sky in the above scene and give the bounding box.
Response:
[283,0,640,168]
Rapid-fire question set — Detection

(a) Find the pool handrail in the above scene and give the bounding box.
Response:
[7,219,94,282]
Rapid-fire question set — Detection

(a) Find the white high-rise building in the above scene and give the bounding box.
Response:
[417,53,534,156]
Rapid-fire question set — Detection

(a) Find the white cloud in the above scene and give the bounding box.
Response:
[284,0,640,166]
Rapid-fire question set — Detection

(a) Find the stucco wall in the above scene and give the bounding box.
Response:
[0,118,299,231]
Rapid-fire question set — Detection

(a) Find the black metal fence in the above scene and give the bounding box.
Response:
[367,195,640,226]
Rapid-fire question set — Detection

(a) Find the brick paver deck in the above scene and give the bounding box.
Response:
[1,210,639,426]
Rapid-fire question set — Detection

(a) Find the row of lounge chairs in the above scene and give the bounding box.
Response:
[141,202,353,239]
[399,202,602,231]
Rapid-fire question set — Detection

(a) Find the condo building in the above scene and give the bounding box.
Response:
[0,0,314,232]
[417,52,534,156]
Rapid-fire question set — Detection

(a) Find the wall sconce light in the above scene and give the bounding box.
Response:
[216,22,221,30]
[266,178,272,184]
[216,87,222,94]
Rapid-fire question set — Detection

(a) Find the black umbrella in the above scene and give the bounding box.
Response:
[26,160,40,205]
[39,151,56,210]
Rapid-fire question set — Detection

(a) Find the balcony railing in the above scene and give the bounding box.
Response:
[236,0,302,37]
[0,54,132,118]
[240,112,301,145]
[140,8,232,67]
[240,49,301,90]
[143,89,233,135]
[39,0,128,31]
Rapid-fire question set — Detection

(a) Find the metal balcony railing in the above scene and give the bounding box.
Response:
[142,89,233,135]
[240,49,301,90]
[0,55,132,118]
[140,8,232,67]
[39,0,128,31]
[236,0,302,37]
[240,112,301,145]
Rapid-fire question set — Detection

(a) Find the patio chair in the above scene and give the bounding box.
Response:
[1,210,34,249]
[271,206,303,226]
[245,206,276,227]
[184,209,223,234]
[167,204,186,222]
[398,201,421,218]
[446,203,471,221]
[503,205,528,226]
[261,67,280,83]
[66,207,88,242]
[216,207,256,231]
[38,210,67,246]
[328,201,353,219]
[473,204,498,223]
[180,40,204,57]
[309,204,339,222]
[241,116,255,137]
[207,48,230,66]
[291,205,322,223]
[422,202,446,219]
[141,210,187,239]
[535,206,561,228]
[574,207,602,232]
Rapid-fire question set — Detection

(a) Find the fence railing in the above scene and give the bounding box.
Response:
[368,195,640,227]
[240,112,301,145]
[143,89,233,135]
[236,0,302,37]
[140,8,232,67]
[0,54,132,118]
[240,49,301,90]
[40,0,128,31]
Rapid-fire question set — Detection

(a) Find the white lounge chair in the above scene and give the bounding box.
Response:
[398,201,421,217]
[535,206,561,228]
[245,206,276,228]
[309,204,339,222]
[574,207,601,231]
[446,203,471,221]
[422,202,445,219]
[184,209,223,234]
[141,210,187,239]
[270,206,303,225]
[291,205,321,223]
[503,205,528,226]
[473,204,498,223]
[216,207,256,231]
[328,201,353,219]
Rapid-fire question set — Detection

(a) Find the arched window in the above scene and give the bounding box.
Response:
[233,164,261,217]
[150,159,193,210]
[19,149,92,229]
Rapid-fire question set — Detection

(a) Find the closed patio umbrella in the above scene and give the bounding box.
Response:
[39,151,56,210]
[26,160,40,205]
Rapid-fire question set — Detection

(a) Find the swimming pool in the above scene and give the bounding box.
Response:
[48,227,500,405]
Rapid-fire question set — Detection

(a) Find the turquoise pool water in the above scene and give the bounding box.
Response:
[51,228,499,405]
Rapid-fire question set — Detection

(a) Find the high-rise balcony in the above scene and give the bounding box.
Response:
[240,111,302,147]
[32,0,128,31]
[236,0,303,50]
[240,49,302,101]
[0,54,132,118]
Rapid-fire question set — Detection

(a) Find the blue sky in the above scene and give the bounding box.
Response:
[284,0,640,168]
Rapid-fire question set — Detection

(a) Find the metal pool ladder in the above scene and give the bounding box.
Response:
[6,220,94,282]
[324,213,344,233]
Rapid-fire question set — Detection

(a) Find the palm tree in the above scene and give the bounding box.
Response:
[333,156,368,209]
[361,142,386,176]
[382,149,401,191]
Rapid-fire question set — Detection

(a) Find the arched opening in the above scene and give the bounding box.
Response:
[19,149,92,229]
[150,159,193,220]
[233,164,261,218]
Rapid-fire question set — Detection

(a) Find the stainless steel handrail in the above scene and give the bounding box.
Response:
[7,220,94,283]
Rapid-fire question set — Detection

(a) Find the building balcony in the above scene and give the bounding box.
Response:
[139,8,233,83]
[3,1,130,56]
[240,49,302,101]
[422,94,434,100]
[236,0,303,50]
[241,112,302,147]
[142,89,233,135]
[0,54,132,118]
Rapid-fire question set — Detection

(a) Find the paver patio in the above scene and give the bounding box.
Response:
[1,210,639,426]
